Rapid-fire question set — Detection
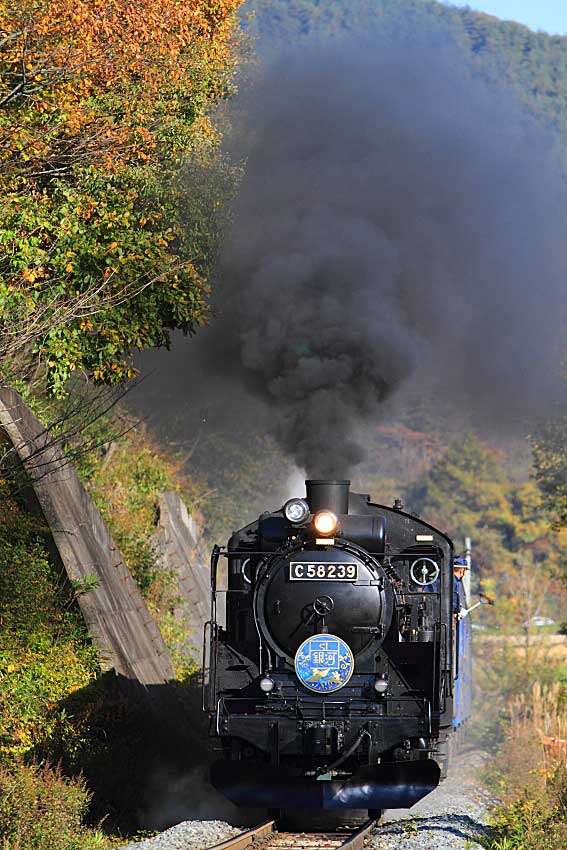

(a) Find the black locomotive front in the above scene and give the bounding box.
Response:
[203,480,455,812]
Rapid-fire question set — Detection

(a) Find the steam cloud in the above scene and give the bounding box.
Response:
[151,26,567,478]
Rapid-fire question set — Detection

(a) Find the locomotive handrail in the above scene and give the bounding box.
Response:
[211,621,219,709]
[202,620,210,712]
[433,622,448,712]
[216,697,223,735]
[432,621,439,711]
[218,694,433,715]
[201,619,220,713]
[208,545,222,714]
[219,548,445,557]
[211,544,221,594]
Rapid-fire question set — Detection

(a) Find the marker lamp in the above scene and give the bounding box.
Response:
[374,674,389,695]
[283,498,310,524]
[313,511,338,536]
[260,676,274,693]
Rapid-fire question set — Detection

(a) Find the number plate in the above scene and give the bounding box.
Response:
[289,562,358,581]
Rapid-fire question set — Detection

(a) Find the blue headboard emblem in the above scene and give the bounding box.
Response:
[294,633,354,693]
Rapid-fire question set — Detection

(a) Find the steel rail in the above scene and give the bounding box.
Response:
[207,818,377,850]
[207,821,277,850]
[340,819,377,850]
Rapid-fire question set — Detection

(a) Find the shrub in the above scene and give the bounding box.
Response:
[482,682,567,849]
[0,482,98,759]
[482,798,567,850]
[0,761,106,850]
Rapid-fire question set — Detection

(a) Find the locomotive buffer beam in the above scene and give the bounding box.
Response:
[210,759,440,810]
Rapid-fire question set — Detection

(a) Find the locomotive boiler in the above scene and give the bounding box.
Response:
[202,479,468,815]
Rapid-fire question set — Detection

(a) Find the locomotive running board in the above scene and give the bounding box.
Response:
[210,759,440,810]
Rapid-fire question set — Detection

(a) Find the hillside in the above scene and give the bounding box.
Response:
[242,0,567,134]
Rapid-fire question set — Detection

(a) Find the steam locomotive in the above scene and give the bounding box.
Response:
[202,479,471,815]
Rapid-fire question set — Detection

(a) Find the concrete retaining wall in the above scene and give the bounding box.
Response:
[0,385,175,686]
[151,490,211,661]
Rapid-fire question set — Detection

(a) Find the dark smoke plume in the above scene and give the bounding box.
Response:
[144,25,567,479]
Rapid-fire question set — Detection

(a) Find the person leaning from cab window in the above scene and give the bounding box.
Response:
[453,557,469,619]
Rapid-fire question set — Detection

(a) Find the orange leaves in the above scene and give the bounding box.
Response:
[21,266,46,283]
[1,0,242,181]
[0,0,240,394]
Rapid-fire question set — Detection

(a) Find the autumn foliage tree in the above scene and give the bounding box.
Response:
[0,0,241,393]
[406,435,566,628]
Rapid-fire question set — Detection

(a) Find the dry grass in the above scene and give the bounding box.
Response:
[482,682,567,850]
[511,682,567,743]
[489,682,567,806]
[476,633,567,661]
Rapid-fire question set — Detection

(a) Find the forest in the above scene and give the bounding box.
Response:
[2,0,567,848]
[246,0,567,134]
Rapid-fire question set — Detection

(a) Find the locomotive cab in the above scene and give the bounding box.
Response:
[203,480,457,812]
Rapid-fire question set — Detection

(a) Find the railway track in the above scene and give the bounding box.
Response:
[208,818,377,850]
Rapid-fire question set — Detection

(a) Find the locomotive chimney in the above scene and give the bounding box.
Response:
[305,480,350,515]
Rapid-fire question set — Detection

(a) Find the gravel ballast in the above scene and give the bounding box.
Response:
[117,819,241,850]
[368,750,492,850]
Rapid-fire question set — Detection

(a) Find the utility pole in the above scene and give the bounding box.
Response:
[464,536,472,602]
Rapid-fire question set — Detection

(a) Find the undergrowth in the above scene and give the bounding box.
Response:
[0,761,106,850]
[0,478,99,760]
[0,475,106,847]
[482,798,567,850]
[482,682,567,850]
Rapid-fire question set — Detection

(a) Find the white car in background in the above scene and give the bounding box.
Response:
[523,616,556,628]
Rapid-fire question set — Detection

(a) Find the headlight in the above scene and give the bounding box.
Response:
[283,498,310,524]
[313,510,338,535]
[260,676,274,693]
[374,673,389,694]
